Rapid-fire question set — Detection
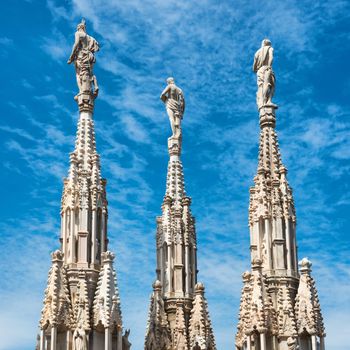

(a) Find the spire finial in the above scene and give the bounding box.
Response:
[160,77,185,156]
[67,19,100,112]
[299,257,312,274]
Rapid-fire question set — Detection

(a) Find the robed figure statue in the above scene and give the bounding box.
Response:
[72,326,87,350]
[160,77,185,138]
[68,19,99,98]
[253,39,276,109]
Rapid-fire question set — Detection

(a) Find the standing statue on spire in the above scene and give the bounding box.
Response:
[253,39,276,109]
[68,19,99,99]
[160,77,185,138]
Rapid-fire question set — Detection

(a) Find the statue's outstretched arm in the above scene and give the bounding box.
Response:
[268,47,274,67]
[160,85,170,102]
[68,32,80,64]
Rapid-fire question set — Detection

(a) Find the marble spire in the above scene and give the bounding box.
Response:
[235,39,325,350]
[37,20,130,350]
[145,79,216,350]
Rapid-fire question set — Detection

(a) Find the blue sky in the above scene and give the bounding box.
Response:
[0,0,350,349]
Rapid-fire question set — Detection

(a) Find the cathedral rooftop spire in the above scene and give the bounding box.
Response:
[145,79,216,350]
[235,39,325,350]
[37,20,129,350]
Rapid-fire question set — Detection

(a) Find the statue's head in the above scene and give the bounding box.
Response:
[167,77,175,85]
[261,38,272,47]
[77,19,86,32]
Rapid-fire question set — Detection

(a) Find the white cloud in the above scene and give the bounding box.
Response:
[0,36,13,46]
[41,29,71,62]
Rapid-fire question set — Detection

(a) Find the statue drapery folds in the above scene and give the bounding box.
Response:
[160,77,185,138]
[253,39,276,109]
[72,326,88,350]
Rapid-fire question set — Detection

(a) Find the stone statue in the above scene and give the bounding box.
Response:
[68,19,99,98]
[72,326,87,350]
[122,329,131,350]
[160,77,185,138]
[253,39,275,109]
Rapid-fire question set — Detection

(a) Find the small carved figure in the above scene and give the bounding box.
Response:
[253,39,275,108]
[287,336,298,350]
[72,325,87,350]
[96,238,101,261]
[122,329,131,350]
[193,341,201,350]
[261,240,267,268]
[164,263,169,292]
[160,77,185,138]
[68,19,99,97]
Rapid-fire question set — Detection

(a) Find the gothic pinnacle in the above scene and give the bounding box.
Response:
[235,40,325,350]
[37,20,129,350]
[145,80,216,350]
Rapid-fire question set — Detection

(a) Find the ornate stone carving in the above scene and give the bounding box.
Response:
[277,285,297,337]
[160,77,185,138]
[188,283,216,350]
[40,250,73,329]
[145,280,172,350]
[253,39,276,109]
[174,301,188,350]
[93,251,122,329]
[236,272,252,348]
[74,274,90,330]
[295,258,325,337]
[287,337,298,350]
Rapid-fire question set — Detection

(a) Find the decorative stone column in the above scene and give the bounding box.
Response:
[104,328,111,350]
[66,330,72,350]
[39,329,45,350]
[91,209,97,265]
[51,326,57,350]
[117,326,123,350]
[260,332,266,350]
[264,218,272,270]
[185,244,190,294]
[246,334,251,350]
[285,216,292,271]
[320,337,325,350]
